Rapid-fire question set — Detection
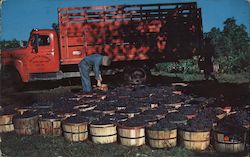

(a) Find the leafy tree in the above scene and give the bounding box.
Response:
[222,18,249,56]
[0,39,21,50]
[205,27,223,57]
[206,17,250,73]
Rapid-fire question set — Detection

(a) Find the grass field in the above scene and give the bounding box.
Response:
[1,133,194,157]
[152,71,250,84]
[1,132,248,157]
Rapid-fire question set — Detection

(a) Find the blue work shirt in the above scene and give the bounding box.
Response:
[84,54,103,80]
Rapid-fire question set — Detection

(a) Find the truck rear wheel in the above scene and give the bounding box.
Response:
[124,67,150,85]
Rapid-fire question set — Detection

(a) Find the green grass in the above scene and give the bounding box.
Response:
[152,71,250,83]
[169,147,193,157]
[1,133,196,157]
[216,73,250,83]
[1,133,126,157]
[2,133,246,157]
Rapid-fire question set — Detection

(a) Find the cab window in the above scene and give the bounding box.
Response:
[38,35,50,46]
[32,35,50,46]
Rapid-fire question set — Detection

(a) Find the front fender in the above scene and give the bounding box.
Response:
[14,60,29,82]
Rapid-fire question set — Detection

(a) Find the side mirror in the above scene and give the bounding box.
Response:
[33,45,38,53]
[32,34,39,53]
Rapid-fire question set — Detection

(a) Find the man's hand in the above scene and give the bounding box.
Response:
[97,80,102,87]
[97,74,102,87]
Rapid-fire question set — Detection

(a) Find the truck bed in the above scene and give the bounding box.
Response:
[58,2,203,65]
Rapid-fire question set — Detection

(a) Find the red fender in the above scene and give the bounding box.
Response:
[14,60,29,82]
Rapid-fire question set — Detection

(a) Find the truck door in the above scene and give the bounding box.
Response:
[28,33,59,73]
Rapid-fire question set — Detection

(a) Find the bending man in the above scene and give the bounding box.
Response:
[78,54,111,93]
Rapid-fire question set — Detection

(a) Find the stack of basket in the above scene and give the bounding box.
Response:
[0,110,16,133]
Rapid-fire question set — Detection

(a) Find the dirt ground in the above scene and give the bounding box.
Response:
[1,75,249,109]
[0,75,249,157]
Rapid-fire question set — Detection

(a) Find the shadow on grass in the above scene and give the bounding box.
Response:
[2,133,195,157]
[2,132,248,157]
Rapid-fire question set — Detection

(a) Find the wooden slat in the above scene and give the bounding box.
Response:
[58,2,198,19]
[58,2,197,12]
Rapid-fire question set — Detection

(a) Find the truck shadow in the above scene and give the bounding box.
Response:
[103,74,183,87]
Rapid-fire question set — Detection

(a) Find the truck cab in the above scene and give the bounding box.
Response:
[1,29,60,82]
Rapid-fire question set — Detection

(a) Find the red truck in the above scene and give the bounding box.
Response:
[1,2,203,87]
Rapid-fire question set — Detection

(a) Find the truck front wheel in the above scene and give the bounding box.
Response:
[1,68,23,93]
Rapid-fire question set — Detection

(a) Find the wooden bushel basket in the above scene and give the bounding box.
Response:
[119,109,141,119]
[62,122,88,142]
[95,84,108,92]
[0,114,15,133]
[56,112,77,120]
[147,128,177,149]
[216,113,227,120]
[89,123,117,144]
[78,104,97,112]
[118,125,145,146]
[213,130,246,153]
[101,110,116,116]
[15,107,33,115]
[165,102,183,109]
[0,124,14,133]
[169,119,187,126]
[39,117,62,136]
[0,114,14,125]
[14,115,39,135]
[179,129,210,151]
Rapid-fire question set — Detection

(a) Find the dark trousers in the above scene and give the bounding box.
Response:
[78,60,92,92]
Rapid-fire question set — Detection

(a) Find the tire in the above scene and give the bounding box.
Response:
[1,68,23,93]
[124,66,151,85]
